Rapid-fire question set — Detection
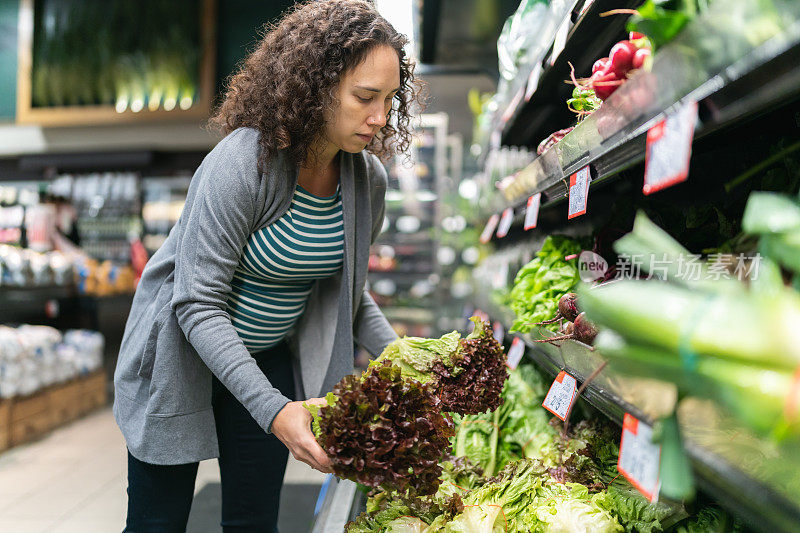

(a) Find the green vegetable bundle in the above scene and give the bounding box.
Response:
[581,211,800,440]
[508,235,583,332]
[743,191,800,279]
[453,364,554,478]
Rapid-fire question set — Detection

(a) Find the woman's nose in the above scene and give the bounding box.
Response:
[367,110,387,128]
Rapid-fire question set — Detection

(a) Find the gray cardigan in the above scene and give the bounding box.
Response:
[113,127,398,465]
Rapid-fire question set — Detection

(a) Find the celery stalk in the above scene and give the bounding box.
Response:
[613,211,738,293]
[595,331,799,438]
[579,280,800,370]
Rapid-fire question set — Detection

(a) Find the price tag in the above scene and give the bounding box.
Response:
[567,166,591,219]
[506,337,525,370]
[550,17,571,66]
[524,193,541,230]
[618,413,661,502]
[479,214,500,244]
[643,101,698,195]
[496,208,514,238]
[542,371,578,421]
[492,321,505,344]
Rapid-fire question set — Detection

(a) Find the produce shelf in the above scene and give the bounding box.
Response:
[310,476,362,533]
[471,286,800,533]
[487,0,800,219]
[500,0,640,148]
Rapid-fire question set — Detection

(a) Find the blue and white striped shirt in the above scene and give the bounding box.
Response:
[227,184,344,352]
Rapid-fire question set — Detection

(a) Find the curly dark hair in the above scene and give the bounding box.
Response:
[209,0,425,169]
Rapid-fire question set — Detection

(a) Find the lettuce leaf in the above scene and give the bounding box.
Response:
[507,235,583,333]
[317,361,455,498]
[532,484,623,533]
[596,483,685,533]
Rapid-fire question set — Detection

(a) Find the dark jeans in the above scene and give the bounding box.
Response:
[124,342,295,533]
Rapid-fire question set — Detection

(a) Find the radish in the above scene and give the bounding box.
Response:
[558,292,580,322]
[591,71,622,101]
[592,57,610,75]
[608,41,636,76]
[573,313,599,344]
[535,293,580,325]
[629,31,645,41]
[532,312,598,345]
[632,47,651,70]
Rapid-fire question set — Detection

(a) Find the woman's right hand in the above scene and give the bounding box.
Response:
[271,399,333,474]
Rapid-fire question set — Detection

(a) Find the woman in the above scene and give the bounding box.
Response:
[113,1,423,530]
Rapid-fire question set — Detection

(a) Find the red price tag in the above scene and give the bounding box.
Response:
[542,371,578,421]
[506,337,524,370]
[567,166,591,219]
[496,208,514,238]
[492,321,505,344]
[524,193,541,230]
[643,101,697,195]
[479,214,500,244]
[618,413,661,502]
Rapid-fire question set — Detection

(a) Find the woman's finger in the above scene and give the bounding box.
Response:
[296,450,332,473]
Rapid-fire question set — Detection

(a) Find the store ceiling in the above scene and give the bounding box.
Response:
[419,0,519,75]
[415,0,518,142]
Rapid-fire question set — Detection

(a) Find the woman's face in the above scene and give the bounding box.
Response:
[323,45,401,155]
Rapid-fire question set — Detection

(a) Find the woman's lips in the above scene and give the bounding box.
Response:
[356,133,373,143]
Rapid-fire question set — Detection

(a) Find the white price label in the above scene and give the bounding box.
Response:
[567,166,591,219]
[496,208,514,238]
[618,413,661,502]
[479,214,500,244]
[550,17,571,66]
[492,321,505,345]
[643,101,698,195]
[506,337,524,370]
[524,193,541,230]
[542,371,578,421]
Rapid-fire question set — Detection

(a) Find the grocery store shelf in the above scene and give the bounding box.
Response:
[489,0,800,218]
[310,476,362,533]
[472,287,800,533]
[501,0,640,147]
[0,285,75,302]
[381,306,436,324]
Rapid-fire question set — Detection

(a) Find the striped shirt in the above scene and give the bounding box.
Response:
[227,184,344,352]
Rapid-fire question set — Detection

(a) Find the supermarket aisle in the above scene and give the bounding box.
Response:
[0,407,326,533]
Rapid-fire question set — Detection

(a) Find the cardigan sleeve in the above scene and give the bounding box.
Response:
[172,129,291,433]
[353,154,398,355]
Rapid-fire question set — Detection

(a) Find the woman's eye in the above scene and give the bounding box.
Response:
[357,96,372,103]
